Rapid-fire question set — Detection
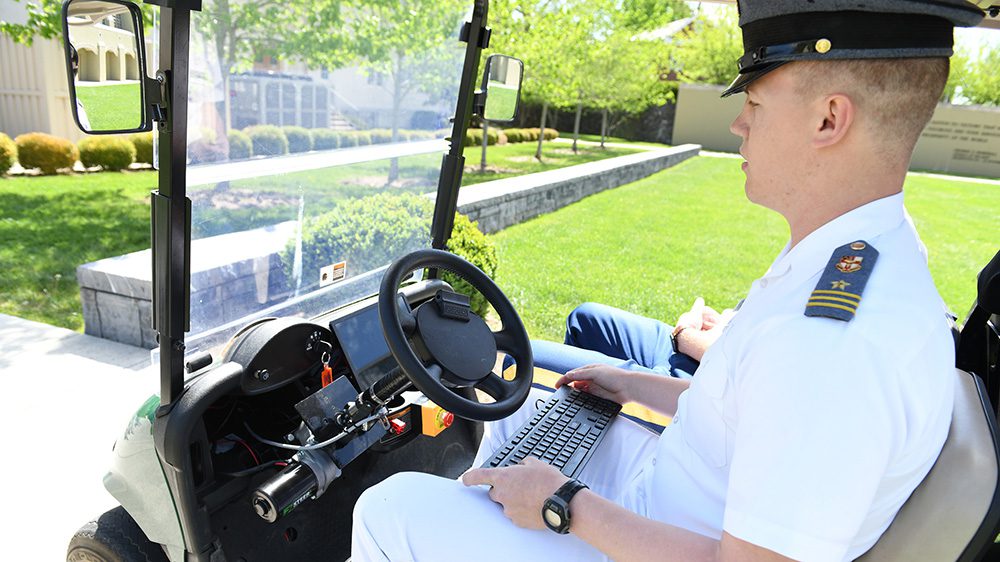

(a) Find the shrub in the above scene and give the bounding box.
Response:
[283,126,313,153]
[128,132,154,165]
[15,132,78,175]
[443,212,498,317]
[244,125,288,156]
[0,133,16,175]
[370,129,394,144]
[524,128,540,141]
[504,128,530,143]
[338,131,359,148]
[228,129,252,159]
[282,193,497,316]
[312,129,339,150]
[189,127,227,164]
[463,128,499,147]
[78,136,136,171]
[543,128,560,141]
[408,130,437,141]
[352,131,372,146]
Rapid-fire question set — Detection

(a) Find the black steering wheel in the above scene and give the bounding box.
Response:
[378,249,533,421]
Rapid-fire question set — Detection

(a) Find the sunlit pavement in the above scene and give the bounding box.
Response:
[0,313,157,560]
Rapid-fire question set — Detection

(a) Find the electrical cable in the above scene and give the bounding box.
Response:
[219,461,286,478]
[243,410,383,452]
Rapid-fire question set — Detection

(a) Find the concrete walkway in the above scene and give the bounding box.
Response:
[0,313,157,560]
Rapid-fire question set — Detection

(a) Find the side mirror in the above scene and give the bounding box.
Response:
[479,54,523,124]
[62,0,151,134]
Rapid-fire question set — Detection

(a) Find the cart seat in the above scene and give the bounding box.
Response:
[859,368,1000,561]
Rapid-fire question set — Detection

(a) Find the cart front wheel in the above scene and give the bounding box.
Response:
[67,506,168,562]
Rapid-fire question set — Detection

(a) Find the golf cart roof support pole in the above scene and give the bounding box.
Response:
[430,0,489,252]
[147,0,200,413]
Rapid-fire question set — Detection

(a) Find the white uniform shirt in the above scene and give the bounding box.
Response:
[625,193,955,561]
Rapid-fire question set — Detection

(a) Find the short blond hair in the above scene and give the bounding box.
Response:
[793,58,949,156]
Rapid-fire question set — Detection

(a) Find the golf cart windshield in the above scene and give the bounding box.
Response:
[177,0,470,358]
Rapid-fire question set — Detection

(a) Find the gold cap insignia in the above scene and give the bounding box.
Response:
[816,38,832,54]
[850,241,866,251]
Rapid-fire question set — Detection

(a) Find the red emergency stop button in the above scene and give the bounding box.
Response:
[440,411,454,428]
[389,419,407,435]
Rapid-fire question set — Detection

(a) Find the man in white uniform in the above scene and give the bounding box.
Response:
[352,1,987,560]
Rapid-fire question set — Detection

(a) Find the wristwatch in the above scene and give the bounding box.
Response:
[670,324,690,353]
[542,479,589,534]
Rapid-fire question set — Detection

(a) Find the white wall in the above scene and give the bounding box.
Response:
[673,83,1000,178]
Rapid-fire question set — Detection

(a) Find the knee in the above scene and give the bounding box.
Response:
[353,472,418,536]
[568,302,604,323]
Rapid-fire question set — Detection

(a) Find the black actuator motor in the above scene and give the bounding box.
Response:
[252,462,318,523]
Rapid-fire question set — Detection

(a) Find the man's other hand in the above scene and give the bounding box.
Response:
[462,458,570,529]
[555,364,633,404]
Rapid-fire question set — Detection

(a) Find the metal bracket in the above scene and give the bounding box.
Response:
[459,22,492,48]
[143,0,203,10]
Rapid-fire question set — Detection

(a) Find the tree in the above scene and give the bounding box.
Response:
[2,0,154,45]
[959,45,1000,106]
[1,0,61,45]
[672,12,742,86]
[295,0,466,182]
[613,0,690,33]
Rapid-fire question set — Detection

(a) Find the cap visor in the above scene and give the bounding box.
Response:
[720,62,788,98]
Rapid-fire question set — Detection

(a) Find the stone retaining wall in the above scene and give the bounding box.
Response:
[457,144,700,233]
[77,144,701,348]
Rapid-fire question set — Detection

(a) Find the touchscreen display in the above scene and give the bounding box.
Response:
[331,306,391,375]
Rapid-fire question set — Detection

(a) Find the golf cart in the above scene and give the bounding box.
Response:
[62,0,532,559]
[58,0,1000,560]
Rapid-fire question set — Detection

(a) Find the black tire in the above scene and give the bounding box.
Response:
[66,506,169,562]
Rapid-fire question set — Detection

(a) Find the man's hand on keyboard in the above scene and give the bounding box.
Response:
[462,457,570,529]
[555,364,632,404]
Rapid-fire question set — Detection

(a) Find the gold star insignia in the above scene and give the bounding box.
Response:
[831,280,850,290]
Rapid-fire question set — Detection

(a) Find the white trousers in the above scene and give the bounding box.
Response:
[351,388,659,561]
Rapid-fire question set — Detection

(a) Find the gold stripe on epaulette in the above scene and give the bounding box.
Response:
[808,295,861,307]
[811,290,861,301]
[807,301,857,314]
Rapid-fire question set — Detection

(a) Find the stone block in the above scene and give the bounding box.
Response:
[80,288,102,338]
[95,291,142,347]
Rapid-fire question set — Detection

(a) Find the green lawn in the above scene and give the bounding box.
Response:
[484,82,519,122]
[491,156,1000,342]
[76,82,143,131]
[0,171,154,329]
[573,133,672,149]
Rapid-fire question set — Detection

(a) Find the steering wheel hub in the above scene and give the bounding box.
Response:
[415,297,497,385]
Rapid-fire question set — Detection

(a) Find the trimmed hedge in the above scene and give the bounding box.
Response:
[370,129,394,144]
[244,125,289,156]
[313,129,339,150]
[128,132,154,165]
[283,126,313,153]
[283,193,497,316]
[78,136,136,171]
[228,129,252,160]
[463,128,500,147]
[0,133,16,175]
[15,132,78,175]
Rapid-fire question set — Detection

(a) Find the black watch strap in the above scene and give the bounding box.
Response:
[554,479,588,503]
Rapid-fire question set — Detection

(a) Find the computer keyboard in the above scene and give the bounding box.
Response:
[483,386,621,478]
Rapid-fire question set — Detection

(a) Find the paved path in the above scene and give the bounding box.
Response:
[0,314,157,560]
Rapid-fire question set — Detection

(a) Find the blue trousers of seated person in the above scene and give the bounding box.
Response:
[512,302,699,379]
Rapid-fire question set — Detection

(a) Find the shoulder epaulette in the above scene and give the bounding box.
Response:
[805,240,879,322]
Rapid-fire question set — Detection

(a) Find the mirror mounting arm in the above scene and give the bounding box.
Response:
[149,71,169,131]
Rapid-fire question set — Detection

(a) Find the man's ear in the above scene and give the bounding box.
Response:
[813,93,855,149]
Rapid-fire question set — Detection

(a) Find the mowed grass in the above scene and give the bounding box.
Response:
[76,82,143,131]
[491,156,1000,342]
[0,172,155,329]
[462,141,641,185]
